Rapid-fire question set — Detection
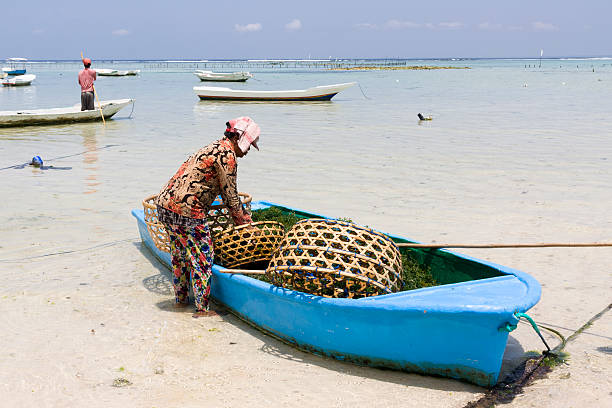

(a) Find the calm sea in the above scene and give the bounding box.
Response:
[1,58,611,260]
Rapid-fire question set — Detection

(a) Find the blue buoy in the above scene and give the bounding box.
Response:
[30,156,43,167]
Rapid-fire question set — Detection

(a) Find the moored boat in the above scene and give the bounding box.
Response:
[96,68,140,76]
[0,99,134,127]
[194,70,253,82]
[132,200,541,386]
[2,74,36,86]
[1,57,28,75]
[194,82,356,101]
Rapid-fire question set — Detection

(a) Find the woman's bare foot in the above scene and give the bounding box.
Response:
[192,310,218,318]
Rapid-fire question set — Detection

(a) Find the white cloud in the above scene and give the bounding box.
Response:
[112,29,130,36]
[32,28,45,35]
[235,23,262,33]
[285,19,302,31]
[438,21,465,29]
[385,19,420,29]
[532,21,558,31]
[355,23,378,30]
[478,22,503,30]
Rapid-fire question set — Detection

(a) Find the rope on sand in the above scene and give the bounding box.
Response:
[0,237,139,263]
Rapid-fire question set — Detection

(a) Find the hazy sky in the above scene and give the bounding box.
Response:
[3,0,611,59]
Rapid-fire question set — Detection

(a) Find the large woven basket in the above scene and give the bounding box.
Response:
[266,219,403,298]
[142,193,252,253]
[212,221,286,268]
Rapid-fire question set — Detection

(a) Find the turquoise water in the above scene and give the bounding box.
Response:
[1,59,611,259]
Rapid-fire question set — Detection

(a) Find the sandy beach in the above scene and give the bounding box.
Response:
[1,60,611,406]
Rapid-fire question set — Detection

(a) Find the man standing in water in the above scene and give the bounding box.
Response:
[78,58,97,111]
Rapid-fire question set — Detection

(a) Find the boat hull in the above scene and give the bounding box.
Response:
[194,82,356,101]
[195,71,252,82]
[131,202,541,386]
[3,69,26,76]
[197,93,339,101]
[97,69,140,76]
[2,74,36,86]
[0,99,134,127]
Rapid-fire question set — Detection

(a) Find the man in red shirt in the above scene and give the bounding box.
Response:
[78,58,97,111]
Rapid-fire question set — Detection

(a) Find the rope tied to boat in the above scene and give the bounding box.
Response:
[500,311,556,355]
[357,83,371,100]
[128,100,135,118]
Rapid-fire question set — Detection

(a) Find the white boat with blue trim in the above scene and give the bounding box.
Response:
[194,82,356,101]
[2,58,28,75]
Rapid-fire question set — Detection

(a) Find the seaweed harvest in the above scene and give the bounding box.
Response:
[399,250,438,291]
[248,208,437,293]
[250,207,303,230]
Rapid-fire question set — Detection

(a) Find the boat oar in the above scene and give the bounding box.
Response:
[396,242,612,249]
[92,84,105,125]
[81,51,105,125]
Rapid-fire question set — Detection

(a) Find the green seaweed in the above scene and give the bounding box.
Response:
[249,208,438,292]
[541,351,570,368]
[251,207,303,230]
[399,250,438,291]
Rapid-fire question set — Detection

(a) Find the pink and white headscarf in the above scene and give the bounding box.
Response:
[226,116,260,153]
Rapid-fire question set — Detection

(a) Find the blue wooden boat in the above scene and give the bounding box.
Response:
[132,201,541,386]
[2,58,27,76]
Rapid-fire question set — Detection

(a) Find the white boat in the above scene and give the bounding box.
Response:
[96,69,140,76]
[0,99,134,127]
[194,82,356,101]
[194,70,253,82]
[2,74,36,86]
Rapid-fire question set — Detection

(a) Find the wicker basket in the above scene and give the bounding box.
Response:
[142,193,252,253]
[212,221,286,268]
[265,219,403,298]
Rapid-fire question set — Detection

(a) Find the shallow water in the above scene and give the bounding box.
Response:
[2,59,610,259]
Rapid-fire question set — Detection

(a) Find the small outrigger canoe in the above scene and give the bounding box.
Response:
[132,201,540,386]
[0,99,134,127]
[194,70,253,82]
[194,82,356,101]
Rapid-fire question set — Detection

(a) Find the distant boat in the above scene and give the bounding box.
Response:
[2,57,28,75]
[2,74,36,86]
[194,70,253,82]
[0,99,134,127]
[96,69,140,76]
[194,82,356,101]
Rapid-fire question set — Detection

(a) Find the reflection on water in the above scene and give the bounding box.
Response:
[81,125,99,194]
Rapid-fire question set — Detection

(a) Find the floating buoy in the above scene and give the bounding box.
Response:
[30,156,43,167]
